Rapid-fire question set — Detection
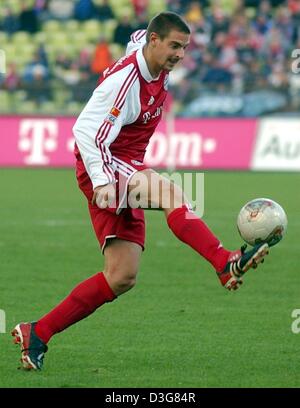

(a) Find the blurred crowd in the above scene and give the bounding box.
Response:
[0,0,300,116]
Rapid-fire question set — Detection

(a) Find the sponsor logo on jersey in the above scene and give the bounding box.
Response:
[142,105,163,124]
[143,112,151,124]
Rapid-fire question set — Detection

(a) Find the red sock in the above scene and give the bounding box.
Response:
[167,205,230,272]
[35,272,116,344]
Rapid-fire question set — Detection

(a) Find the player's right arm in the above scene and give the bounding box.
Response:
[72,63,139,190]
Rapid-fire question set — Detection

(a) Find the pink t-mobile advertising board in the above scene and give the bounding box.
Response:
[0,116,257,169]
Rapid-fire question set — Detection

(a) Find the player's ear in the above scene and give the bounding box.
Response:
[149,32,160,46]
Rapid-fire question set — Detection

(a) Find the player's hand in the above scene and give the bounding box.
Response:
[92,184,116,209]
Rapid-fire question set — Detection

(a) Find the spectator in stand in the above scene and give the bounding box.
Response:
[275,6,294,42]
[219,40,238,71]
[3,63,21,92]
[268,61,289,91]
[210,31,227,58]
[1,7,19,35]
[34,0,51,23]
[226,13,249,46]
[134,13,149,30]
[19,1,39,33]
[55,52,72,70]
[252,13,273,35]
[90,37,113,75]
[48,0,74,20]
[243,59,268,91]
[72,71,96,103]
[131,0,148,19]
[95,0,115,22]
[23,65,52,104]
[185,1,203,24]
[56,62,81,87]
[256,0,273,19]
[166,0,209,14]
[247,26,264,53]
[288,0,300,25]
[209,3,230,39]
[37,44,49,68]
[165,0,183,14]
[74,0,96,21]
[77,48,92,74]
[202,59,233,89]
[186,11,211,55]
[261,27,288,61]
[288,0,300,14]
[113,15,135,47]
[23,52,49,83]
[288,0,300,40]
[245,0,285,6]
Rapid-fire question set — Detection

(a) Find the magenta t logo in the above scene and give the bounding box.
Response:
[18,119,58,165]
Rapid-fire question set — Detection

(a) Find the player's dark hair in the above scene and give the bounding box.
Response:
[146,12,190,43]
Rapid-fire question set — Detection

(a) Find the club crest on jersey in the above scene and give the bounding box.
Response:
[110,107,120,117]
[164,75,169,90]
[148,96,155,105]
[105,106,120,125]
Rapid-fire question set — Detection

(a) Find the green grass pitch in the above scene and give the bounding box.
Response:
[0,169,299,387]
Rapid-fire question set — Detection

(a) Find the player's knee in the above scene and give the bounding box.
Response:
[118,273,137,292]
[104,266,138,295]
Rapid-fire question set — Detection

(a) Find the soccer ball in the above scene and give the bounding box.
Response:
[237,198,287,247]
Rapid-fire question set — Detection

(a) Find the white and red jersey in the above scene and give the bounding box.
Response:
[73,29,169,189]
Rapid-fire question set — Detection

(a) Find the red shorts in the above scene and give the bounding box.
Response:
[75,155,148,252]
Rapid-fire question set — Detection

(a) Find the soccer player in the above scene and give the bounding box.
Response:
[12,12,269,370]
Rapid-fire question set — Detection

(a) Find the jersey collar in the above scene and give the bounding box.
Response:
[136,47,160,83]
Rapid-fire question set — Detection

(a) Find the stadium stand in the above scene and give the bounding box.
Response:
[0,0,299,116]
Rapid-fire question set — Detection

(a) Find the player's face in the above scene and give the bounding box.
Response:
[152,30,190,72]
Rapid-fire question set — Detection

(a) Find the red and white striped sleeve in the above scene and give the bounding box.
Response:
[126,29,147,55]
[72,63,140,189]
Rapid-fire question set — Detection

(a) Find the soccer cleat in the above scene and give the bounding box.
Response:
[217,243,269,291]
[11,322,48,370]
